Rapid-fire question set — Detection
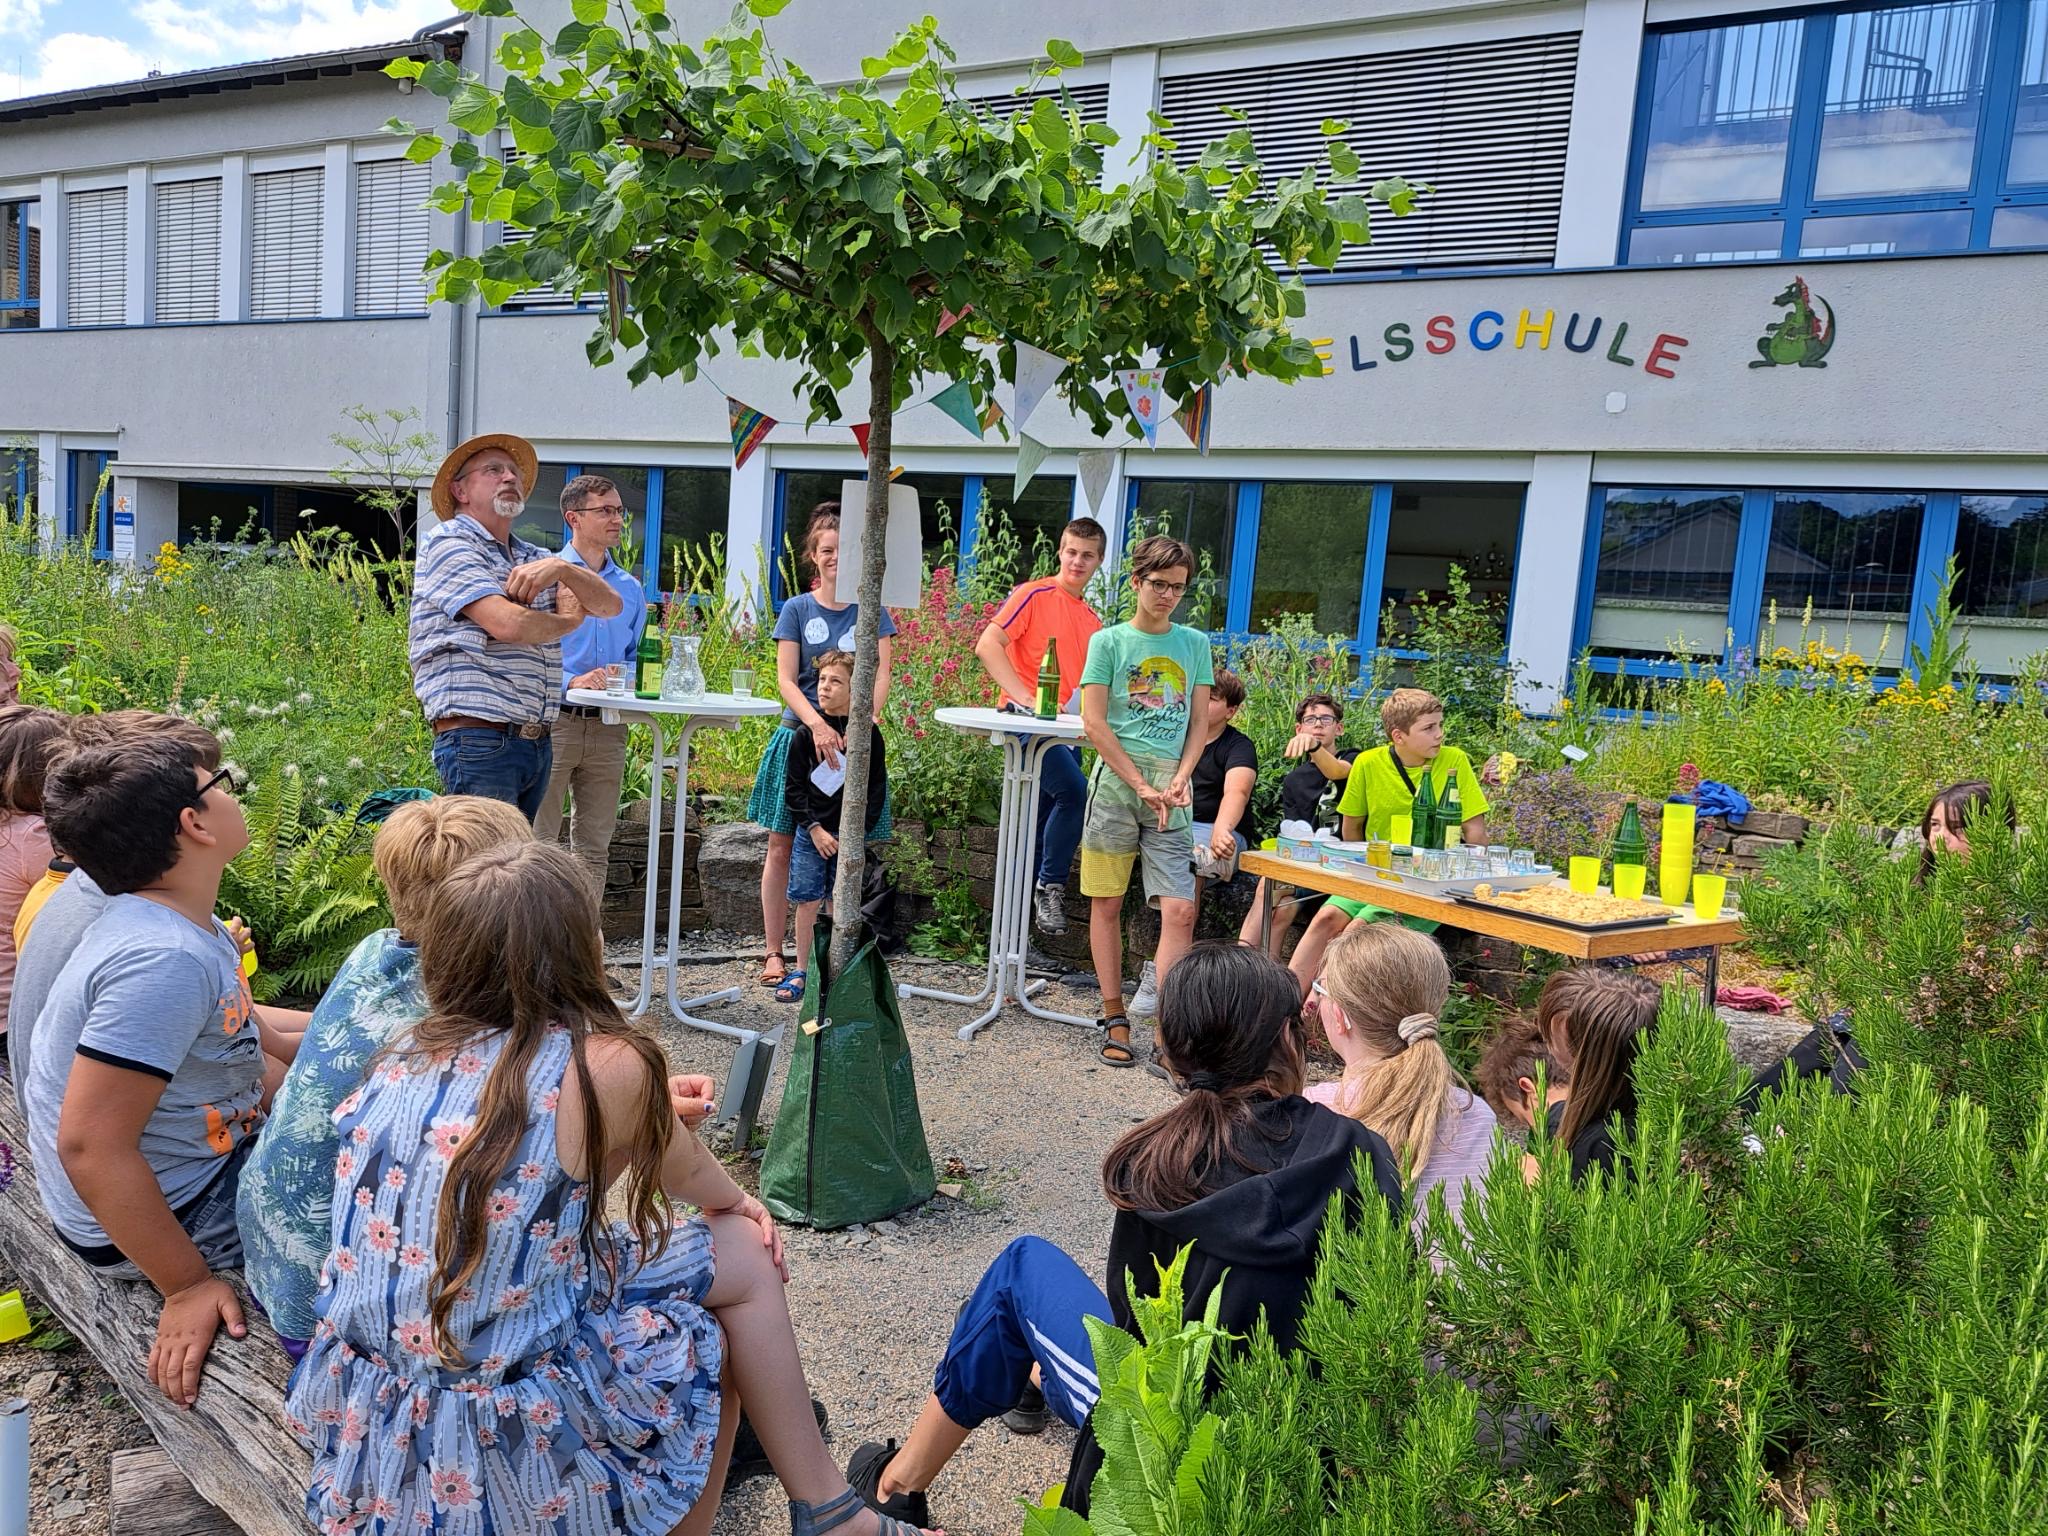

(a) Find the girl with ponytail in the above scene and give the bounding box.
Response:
[289,842,931,1536]
[1309,922,1498,1242]
[848,943,1400,1529]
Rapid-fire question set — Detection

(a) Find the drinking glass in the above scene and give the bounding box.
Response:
[730,666,754,700]
[604,663,626,695]
[1512,848,1537,874]
[1613,863,1647,901]
[1569,856,1601,894]
[1692,873,1728,920]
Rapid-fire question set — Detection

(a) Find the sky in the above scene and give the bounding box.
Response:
[0,0,457,100]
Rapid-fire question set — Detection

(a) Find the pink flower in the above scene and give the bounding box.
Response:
[428,1468,479,1512]
[355,1496,397,1521]
[340,1407,366,1446]
[332,1246,357,1275]
[518,1161,544,1183]
[336,1089,364,1117]
[485,1190,520,1223]
[453,1050,485,1077]
[354,1189,374,1209]
[363,1217,398,1255]
[398,1242,428,1269]
[524,1399,560,1430]
[334,1150,356,1181]
[534,1492,571,1520]
[427,1116,474,1159]
[350,1126,370,1146]
[538,1089,560,1113]
[385,1167,406,1191]
[548,1235,578,1267]
[529,1218,555,1240]
[495,1284,533,1311]
[392,1317,436,1359]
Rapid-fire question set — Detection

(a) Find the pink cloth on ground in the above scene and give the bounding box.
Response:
[0,812,52,1021]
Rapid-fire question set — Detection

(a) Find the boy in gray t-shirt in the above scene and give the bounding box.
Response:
[24,728,289,1410]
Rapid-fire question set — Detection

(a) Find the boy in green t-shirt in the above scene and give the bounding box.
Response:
[1286,687,1490,999]
[1077,535,1214,1067]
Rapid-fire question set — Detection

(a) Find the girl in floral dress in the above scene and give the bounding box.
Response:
[286,842,929,1536]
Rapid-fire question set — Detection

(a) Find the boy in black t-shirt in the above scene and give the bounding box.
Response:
[1239,691,1356,955]
[1188,670,1257,885]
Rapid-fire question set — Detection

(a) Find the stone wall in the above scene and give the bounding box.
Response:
[589,799,709,941]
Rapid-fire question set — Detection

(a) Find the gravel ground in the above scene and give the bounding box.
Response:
[644,952,1176,1536]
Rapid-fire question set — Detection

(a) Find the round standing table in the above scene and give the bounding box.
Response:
[898,706,1097,1041]
[566,688,784,1132]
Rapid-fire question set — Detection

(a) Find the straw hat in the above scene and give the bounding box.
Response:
[430,432,539,521]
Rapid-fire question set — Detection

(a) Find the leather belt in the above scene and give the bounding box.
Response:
[560,703,607,719]
[432,715,550,740]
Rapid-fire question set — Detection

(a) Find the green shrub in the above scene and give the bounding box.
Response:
[1052,825,2048,1533]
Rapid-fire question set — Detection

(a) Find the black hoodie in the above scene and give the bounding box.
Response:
[1061,1094,1402,1513]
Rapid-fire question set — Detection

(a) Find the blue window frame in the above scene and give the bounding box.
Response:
[2,446,33,525]
[0,200,37,329]
[1575,480,2046,682]
[67,450,114,555]
[1622,0,2048,264]
[767,471,977,606]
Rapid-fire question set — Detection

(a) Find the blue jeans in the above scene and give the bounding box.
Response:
[1031,744,1087,888]
[431,727,554,822]
[932,1236,1113,1431]
[787,826,838,904]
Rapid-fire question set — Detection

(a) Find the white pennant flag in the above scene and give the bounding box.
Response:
[1010,341,1068,433]
[1116,368,1167,446]
[1077,449,1116,514]
[1014,434,1051,498]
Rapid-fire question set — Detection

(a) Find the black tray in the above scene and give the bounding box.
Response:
[1452,893,1682,934]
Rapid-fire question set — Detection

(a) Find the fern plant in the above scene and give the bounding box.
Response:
[218,772,389,1001]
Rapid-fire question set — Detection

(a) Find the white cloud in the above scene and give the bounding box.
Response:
[3,1,459,101]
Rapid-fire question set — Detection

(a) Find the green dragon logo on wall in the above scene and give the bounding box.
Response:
[1750,275,1836,369]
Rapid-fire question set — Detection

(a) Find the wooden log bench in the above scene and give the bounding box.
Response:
[0,1082,312,1534]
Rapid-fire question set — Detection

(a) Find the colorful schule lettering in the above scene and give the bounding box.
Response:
[1350,309,1689,378]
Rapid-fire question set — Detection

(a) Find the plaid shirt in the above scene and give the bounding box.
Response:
[408,516,561,727]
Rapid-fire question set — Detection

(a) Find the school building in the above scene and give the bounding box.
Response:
[1,0,2044,705]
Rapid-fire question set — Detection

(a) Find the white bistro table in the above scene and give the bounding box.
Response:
[566,688,783,1130]
[899,706,1096,1041]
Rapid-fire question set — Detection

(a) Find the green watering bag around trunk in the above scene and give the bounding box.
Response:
[760,918,936,1230]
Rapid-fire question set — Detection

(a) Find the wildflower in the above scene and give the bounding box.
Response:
[1706,678,1727,696]
[283,762,300,778]
[346,756,364,771]
[296,690,313,704]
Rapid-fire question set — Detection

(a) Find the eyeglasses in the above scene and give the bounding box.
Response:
[189,765,246,807]
[572,504,627,520]
[1140,578,1188,597]
[1299,713,1339,726]
[1310,977,1329,998]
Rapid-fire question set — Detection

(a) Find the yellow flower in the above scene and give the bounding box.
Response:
[1706,678,1727,696]
[1498,751,1520,784]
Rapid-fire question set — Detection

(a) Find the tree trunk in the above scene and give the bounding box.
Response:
[827,337,894,973]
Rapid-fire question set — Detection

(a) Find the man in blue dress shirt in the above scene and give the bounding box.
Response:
[535,473,647,891]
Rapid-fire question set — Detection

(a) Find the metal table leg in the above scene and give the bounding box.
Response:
[1010,736,1093,1031]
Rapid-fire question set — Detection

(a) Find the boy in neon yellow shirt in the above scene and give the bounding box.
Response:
[1286,687,1489,999]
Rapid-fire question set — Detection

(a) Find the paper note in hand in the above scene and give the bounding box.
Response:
[809,758,847,796]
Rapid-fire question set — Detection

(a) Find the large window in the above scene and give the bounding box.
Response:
[1582,483,2048,681]
[1953,494,2048,673]
[155,178,222,323]
[1380,482,1522,646]
[354,159,432,316]
[659,468,731,591]
[510,464,570,551]
[976,476,1079,577]
[68,450,114,552]
[250,168,324,321]
[2,446,33,523]
[775,470,969,598]
[1249,482,1372,635]
[1625,0,2048,263]
[1127,479,1238,630]
[1,200,39,329]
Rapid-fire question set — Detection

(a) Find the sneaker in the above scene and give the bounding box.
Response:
[1002,1382,1049,1435]
[1129,959,1159,1019]
[1033,881,1069,936]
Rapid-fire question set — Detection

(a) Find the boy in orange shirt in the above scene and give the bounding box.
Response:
[973,517,1107,936]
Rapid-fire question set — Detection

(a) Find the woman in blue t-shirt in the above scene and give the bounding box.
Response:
[746,504,896,990]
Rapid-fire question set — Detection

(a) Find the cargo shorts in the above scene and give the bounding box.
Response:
[1078,756,1196,907]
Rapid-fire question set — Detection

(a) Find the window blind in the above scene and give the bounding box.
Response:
[154,177,222,322]
[961,79,1110,122]
[1159,32,1580,270]
[250,167,323,320]
[353,158,431,315]
[67,187,126,326]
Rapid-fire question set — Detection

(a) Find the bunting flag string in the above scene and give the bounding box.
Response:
[1174,386,1213,455]
[1078,449,1116,514]
[727,397,776,470]
[1116,368,1167,446]
[930,379,985,439]
[1009,340,1068,434]
[1013,434,1050,497]
[936,303,975,336]
[980,398,1006,437]
[850,422,871,457]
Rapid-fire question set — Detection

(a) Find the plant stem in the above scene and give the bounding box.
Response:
[828,328,894,974]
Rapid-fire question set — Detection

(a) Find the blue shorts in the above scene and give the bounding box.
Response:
[788,827,838,904]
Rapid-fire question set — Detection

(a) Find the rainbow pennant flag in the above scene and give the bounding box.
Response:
[727,398,776,469]
[1174,386,1213,455]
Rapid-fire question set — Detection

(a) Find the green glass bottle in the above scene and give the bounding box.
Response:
[1034,637,1061,719]
[1613,797,1648,868]
[634,602,664,699]
[1411,768,1440,851]
[1440,776,1464,849]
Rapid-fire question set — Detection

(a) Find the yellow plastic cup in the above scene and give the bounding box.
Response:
[1388,814,1413,848]
[1259,837,1277,852]
[242,945,259,979]
[1569,856,1601,894]
[0,1290,29,1343]
[1613,863,1647,901]
[1692,872,1728,921]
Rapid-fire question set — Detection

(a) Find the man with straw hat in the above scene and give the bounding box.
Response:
[408,432,623,819]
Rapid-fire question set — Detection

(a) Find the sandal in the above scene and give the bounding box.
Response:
[760,954,788,988]
[1097,1019,1136,1067]
[845,1440,933,1528]
[775,969,807,1004]
[791,1481,931,1536]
